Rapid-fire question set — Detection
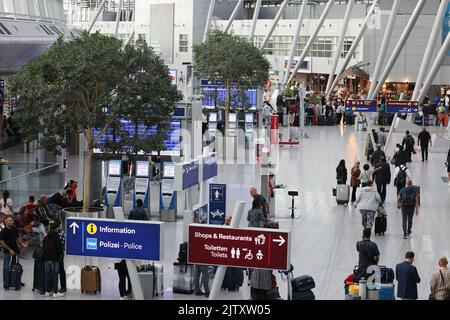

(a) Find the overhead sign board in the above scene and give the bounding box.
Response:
[209,184,226,225]
[188,224,291,270]
[66,217,163,261]
[386,100,419,113]
[345,100,378,113]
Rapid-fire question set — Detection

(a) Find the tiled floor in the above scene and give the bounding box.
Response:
[0,124,449,300]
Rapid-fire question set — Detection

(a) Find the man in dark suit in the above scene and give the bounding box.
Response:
[395,251,421,300]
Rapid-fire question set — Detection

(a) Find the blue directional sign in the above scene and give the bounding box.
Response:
[345,100,378,113]
[66,217,163,260]
[209,184,226,225]
[202,153,218,181]
[182,160,199,190]
[386,100,419,113]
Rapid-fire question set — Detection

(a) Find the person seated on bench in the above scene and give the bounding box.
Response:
[15,206,47,243]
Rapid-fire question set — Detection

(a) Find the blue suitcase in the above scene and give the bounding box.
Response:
[379,284,395,300]
[292,289,315,300]
[291,275,315,291]
[9,256,23,290]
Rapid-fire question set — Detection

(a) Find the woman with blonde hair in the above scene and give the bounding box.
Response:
[350,161,361,203]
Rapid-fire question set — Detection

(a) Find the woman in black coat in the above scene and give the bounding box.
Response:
[336,159,348,185]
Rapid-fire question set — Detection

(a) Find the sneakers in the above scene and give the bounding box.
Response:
[45,292,52,297]
[52,292,65,298]
[119,296,128,300]
[403,234,408,239]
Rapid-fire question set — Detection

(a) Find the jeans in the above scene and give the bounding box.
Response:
[3,252,12,288]
[401,206,415,235]
[421,145,429,161]
[360,210,376,229]
[351,187,358,202]
[116,260,131,297]
[45,261,59,294]
[376,183,387,203]
[59,259,66,290]
[194,265,210,294]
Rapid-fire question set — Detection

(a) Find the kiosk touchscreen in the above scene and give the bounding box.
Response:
[105,160,123,208]
[134,160,150,212]
[160,162,177,222]
[228,113,238,137]
[208,112,217,139]
[245,113,254,135]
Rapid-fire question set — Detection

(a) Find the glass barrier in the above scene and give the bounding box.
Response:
[0,163,64,210]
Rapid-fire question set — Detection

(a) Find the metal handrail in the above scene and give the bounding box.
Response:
[0,12,66,24]
[0,163,59,184]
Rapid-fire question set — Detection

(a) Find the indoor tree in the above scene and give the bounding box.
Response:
[193,30,270,132]
[10,32,182,213]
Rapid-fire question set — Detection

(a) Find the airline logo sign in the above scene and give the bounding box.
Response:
[188,224,291,270]
[386,100,419,113]
[66,217,163,260]
[345,100,378,113]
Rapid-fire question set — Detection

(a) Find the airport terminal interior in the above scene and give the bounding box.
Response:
[1,0,450,302]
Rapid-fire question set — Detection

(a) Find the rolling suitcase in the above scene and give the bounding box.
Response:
[291,275,315,291]
[336,185,350,205]
[374,215,387,235]
[172,262,194,294]
[81,265,101,294]
[136,272,154,300]
[318,115,326,126]
[150,263,164,297]
[292,289,315,300]
[8,256,23,290]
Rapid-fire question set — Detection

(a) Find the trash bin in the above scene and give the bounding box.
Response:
[0,158,9,181]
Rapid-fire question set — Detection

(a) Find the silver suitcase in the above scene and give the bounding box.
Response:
[153,264,164,297]
[136,272,154,300]
[172,263,194,294]
[336,185,350,205]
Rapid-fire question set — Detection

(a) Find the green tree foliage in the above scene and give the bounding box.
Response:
[193,30,270,130]
[10,32,182,212]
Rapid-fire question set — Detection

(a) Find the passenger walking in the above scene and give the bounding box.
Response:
[128,199,148,220]
[58,223,66,293]
[355,228,380,281]
[250,268,273,300]
[378,128,387,149]
[365,134,374,161]
[446,148,450,186]
[397,180,420,239]
[394,164,412,196]
[370,144,385,167]
[0,190,14,216]
[396,252,421,300]
[247,198,265,228]
[402,131,415,163]
[194,265,210,297]
[359,164,373,188]
[373,156,391,203]
[393,144,408,167]
[43,221,64,298]
[417,127,432,162]
[354,180,381,229]
[371,129,379,145]
[249,188,269,218]
[350,161,361,203]
[429,257,450,300]
[0,217,27,290]
[114,260,131,299]
[336,160,348,185]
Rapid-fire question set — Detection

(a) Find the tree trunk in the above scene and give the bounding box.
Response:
[225,80,231,136]
[82,147,92,213]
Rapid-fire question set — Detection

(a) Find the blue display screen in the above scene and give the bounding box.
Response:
[93,120,181,156]
[202,87,257,109]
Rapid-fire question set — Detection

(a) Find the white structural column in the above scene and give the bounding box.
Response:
[412,0,449,101]
[124,30,135,47]
[114,0,123,37]
[328,0,380,96]
[208,201,246,300]
[367,0,400,99]
[282,0,308,86]
[203,0,216,42]
[417,32,450,104]
[287,0,334,86]
[260,0,289,50]
[249,0,262,41]
[224,0,244,33]
[325,0,355,97]
[87,0,107,33]
[370,0,426,99]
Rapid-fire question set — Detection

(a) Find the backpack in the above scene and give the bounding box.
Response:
[400,188,416,206]
[395,167,407,187]
[43,235,54,258]
[177,242,188,265]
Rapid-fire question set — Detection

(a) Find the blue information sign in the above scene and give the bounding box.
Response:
[66,217,163,260]
[182,161,199,190]
[345,100,378,113]
[209,184,226,225]
[202,153,218,181]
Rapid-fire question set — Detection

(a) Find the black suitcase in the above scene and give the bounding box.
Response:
[375,215,387,235]
[318,115,326,126]
[327,116,334,126]
[291,275,315,291]
[292,289,315,300]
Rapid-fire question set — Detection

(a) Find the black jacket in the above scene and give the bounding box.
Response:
[129,207,148,221]
[371,149,385,166]
[336,166,347,184]
[394,150,408,167]
[43,231,64,262]
[374,162,391,184]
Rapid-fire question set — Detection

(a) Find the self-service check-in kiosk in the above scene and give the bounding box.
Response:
[245,113,254,141]
[105,160,123,214]
[160,162,177,222]
[228,113,238,137]
[208,112,218,140]
[134,160,151,214]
